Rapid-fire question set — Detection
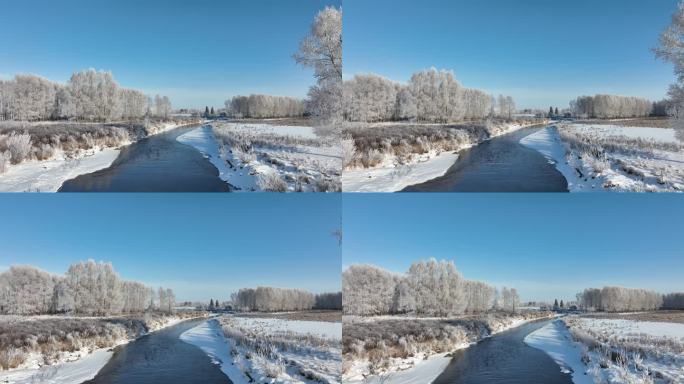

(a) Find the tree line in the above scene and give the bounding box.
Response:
[569,94,653,119]
[342,258,520,317]
[576,286,665,312]
[225,94,305,118]
[343,69,517,123]
[230,286,342,312]
[0,260,175,316]
[0,69,172,122]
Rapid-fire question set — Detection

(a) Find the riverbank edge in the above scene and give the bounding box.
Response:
[343,312,556,384]
[0,314,208,383]
[0,119,204,192]
[342,120,550,192]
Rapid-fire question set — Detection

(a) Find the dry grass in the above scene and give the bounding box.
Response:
[228,117,315,127]
[581,310,684,324]
[235,310,342,323]
[577,117,671,128]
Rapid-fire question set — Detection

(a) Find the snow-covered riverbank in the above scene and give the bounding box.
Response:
[343,312,554,384]
[526,316,684,384]
[342,120,544,192]
[181,315,342,384]
[0,120,199,192]
[520,123,684,192]
[0,315,195,384]
[177,122,341,192]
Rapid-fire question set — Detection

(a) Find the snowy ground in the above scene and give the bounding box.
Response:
[0,315,190,384]
[342,120,542,192]
[183,315,342,384]
[520,123,684,192]
[178,123,341,192]
[343,312,553,384]
[0,120,197,192]
[527,316,684,384]
[0,146,124,192]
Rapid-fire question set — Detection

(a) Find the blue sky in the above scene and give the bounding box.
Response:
[343,194,684,303]
[0,194,341,302]
[344,0,678,110]
[0,0,340,109]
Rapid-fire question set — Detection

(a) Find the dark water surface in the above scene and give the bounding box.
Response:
[83,318,231,384]
[59,126,230,192]
[432,320,574,384]
[403,126,568,192]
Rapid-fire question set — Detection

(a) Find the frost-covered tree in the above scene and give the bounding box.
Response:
[407,258,467,316]
[655,1,684,140]
[569,94,652,119]
[391,279,416,314]
[294,6,342,123]
[0,266,58,315]
[343,74,398,122]
[342,264,397,316]
[65,260,123,315]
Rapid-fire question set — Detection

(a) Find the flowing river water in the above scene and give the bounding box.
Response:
[59,125,230,192]
[82,318,231,384]
[403,125,569,192]
[432,319,573,384]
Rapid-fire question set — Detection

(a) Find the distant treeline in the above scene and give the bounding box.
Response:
[230,286,342,312]
[577,286,684,312]
[225,94,306,119]
[570,94,653,119]
[0,260,175,316]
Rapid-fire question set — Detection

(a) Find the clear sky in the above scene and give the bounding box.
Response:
[0,194,341,302]
[343,194,684,303]
[344,0,679,110]
[0,0,340,109]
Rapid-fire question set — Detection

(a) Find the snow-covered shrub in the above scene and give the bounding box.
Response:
[341,134,356,168]
[6,132,31,164]
[0,150,9,173]
[0,346,26,370]
[257,172,287,192]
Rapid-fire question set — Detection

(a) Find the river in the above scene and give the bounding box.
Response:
[82,318,231,384]
[403,126,568,192]
[432,319,573,384]
[59,126,230,192]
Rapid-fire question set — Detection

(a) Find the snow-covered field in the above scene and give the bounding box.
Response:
[342,120,542,192]
[343,312,553,384]
[0,314,189,384]
[178,123,341,192]
[182,315,341,384]
[527,316,684,384]
[520,123,684,192]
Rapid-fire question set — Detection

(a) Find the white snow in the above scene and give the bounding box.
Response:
[342,150,460,192]
[0,348,115,384]
[0,146,123,192]
[227,316,341,340]
[180,319,247,384]
[525,320,594,384]
[185,315,341,384]
[179,122,340,192]
[346,353,453,384]
[577,318,684,339]
[176,125,252,190]
[521,123,684,192]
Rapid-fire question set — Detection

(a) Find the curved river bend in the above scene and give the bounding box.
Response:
[83,318,231,384]
[403,125,568,192]
[433,319,573,384]
[59,125,230,192]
